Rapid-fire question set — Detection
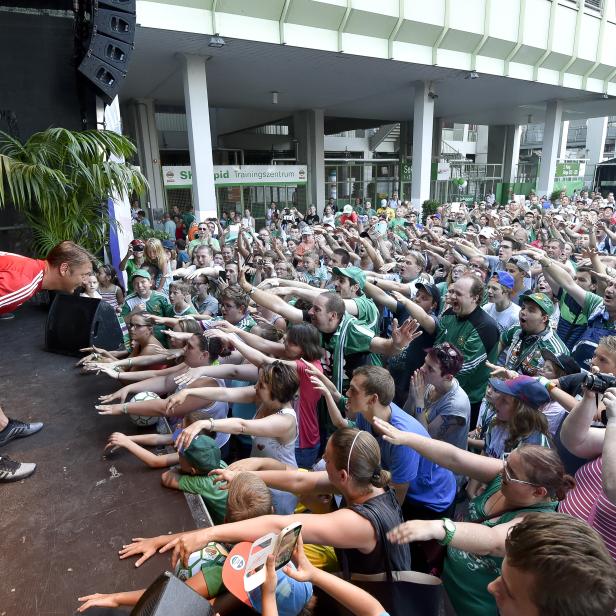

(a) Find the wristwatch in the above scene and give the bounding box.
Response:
[438,518,456,546]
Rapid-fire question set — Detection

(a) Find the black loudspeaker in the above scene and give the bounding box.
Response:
[45,294,124,356]
[131,572,213,616]
[77,0,136,104]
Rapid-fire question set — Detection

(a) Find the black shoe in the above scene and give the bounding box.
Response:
[0,419,44,447]
[0,455,36,482]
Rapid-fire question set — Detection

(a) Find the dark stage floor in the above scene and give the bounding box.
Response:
[0,305,198,615]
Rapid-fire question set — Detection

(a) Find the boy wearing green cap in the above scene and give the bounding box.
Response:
[500,292,569,377]
[161,434,229,525]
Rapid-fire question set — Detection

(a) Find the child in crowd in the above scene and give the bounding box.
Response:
[76,473,313,615]
[79,273,102,299]
[168,280,199,317]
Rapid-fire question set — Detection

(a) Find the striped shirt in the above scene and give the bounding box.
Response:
[0,252,47,314]
[559,456,616,561]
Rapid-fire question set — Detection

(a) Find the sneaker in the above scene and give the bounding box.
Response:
[0,418,44,447]
[0,312,15,320]
[0,455,36,482]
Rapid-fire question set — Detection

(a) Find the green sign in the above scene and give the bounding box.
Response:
[400,161,412,182]
[555,161,581,177]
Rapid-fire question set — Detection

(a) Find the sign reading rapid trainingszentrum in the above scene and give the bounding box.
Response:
[163,165,308,188]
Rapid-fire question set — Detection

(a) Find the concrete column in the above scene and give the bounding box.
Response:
[181,54,217,220]
[475,125,489,164]
[559,120,569,159]
[294,110,325,214]
[486,125,520,182]
[410,82,435,210]
[586,116,608,167]
[126,98,165,219]
[537,100,563,197]
[504,125,522,183]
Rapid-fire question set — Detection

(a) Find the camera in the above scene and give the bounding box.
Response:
[583,372,616,393]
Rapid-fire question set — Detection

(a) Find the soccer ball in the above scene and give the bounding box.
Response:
[174,543,229,581]
[128,391,160,426]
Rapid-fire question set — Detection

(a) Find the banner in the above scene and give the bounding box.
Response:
[163,165,308,188]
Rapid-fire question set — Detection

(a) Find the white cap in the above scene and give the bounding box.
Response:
[380,199,387,207]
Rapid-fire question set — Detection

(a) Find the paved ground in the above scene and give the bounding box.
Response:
[0,304,197,615]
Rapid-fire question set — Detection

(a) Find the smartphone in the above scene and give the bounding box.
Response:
[274,522,302,569]
[360,231,370,238]
[242,523,302,591]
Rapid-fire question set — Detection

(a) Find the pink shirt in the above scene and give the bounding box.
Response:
[559,456,616,561]
[294,359,323,449]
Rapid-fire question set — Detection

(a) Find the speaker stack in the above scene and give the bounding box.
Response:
[77,0,136,105]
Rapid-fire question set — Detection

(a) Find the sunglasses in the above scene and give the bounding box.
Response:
[502,452,539,487]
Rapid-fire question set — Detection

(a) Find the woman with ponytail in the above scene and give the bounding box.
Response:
[118,428,411,576]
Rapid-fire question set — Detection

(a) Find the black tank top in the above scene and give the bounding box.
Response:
[335,489,411,575]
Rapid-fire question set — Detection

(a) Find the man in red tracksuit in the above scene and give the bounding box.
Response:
[0,241,94,482]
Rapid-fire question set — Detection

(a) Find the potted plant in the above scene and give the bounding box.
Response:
[0,127,147,256]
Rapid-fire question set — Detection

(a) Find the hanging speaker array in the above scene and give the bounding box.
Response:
[77,0,136,105]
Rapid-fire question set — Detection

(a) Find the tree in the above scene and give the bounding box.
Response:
[0,127,147,256]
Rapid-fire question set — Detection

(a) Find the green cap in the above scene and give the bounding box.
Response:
[182,434,221,472]
[332,266,366,291]
[520,292,554,316]
[130,268,151,281]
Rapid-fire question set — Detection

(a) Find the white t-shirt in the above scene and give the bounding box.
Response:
[482,302,521,334]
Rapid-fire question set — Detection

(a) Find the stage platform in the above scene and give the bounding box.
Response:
[0,305,199,615]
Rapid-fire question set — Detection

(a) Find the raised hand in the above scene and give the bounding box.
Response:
[485,361,517,380]
[98,389,127,404]
[174,421,208,452]
[208,467,238,488]
[391,317,422,350]
[166,390,190,415]
[410,368,426,403]
[77,593,121,612]
[373,416,409,446]
[96,403,124,416]
[118,536,165,567]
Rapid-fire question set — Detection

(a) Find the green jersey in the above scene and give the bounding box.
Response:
[352,294,380,334]
[436,307,500,404]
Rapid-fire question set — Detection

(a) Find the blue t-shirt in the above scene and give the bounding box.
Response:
[356,404,456,513]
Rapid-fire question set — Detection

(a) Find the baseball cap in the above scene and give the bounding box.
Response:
[478,227,495,239]
[343,204,353,214]
[222,543,313,616]
[489,375,550,409]
[182,434,221,472]
[415,282,441,306]
[301,226,314,236]
[520,292,554,316]
[540,349,581,375]
[130,268,151,281]
[332,266,366,291]
[162,239,175,250]
[380,199,387,207]
[507,256,531,274]
[130,239,145,250]
[493,271,515,290]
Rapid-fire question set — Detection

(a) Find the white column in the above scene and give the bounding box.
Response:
[586,116,608,167]
[410,82,435,210]
[537,100,563,197]
[181,54,217,220]
[559,120,569,160]
[294,110,325,214]
[128,98,165,219]
[505,125,522,183]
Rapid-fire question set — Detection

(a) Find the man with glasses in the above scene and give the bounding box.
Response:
[188,222,220,256]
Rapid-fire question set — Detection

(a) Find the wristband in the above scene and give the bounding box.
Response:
[538,376,555,392]
[122,403,128,415]
[209,418,215,432]
[127,358,133,368]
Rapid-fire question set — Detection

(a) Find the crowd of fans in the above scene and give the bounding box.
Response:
[4,189,616,615]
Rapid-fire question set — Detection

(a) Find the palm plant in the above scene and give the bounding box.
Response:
[0,127,147,256]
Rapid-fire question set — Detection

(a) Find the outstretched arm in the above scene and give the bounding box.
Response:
[373,417,502,483]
